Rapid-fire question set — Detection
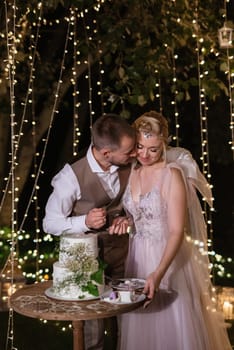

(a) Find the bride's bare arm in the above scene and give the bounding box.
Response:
[143,167,186,299]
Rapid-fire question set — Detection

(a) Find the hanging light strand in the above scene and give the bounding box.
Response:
[71,8,80,156]
[194,2,214,260]
[227,52,234,157]
[31,78,41,282]
[92,7,105,114]
[154,68,163,114]
[170,49,180,146]
[96,36,105,114]
[4,0,17,239]
[3,0,18,348]
[81,11,93,130]
[223,0,234,157]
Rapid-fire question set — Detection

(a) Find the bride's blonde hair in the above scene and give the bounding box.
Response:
[133,111,169,143]
[132,110,169,161]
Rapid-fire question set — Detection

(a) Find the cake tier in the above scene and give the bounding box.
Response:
[52,233,104,300]
[59,233,98,264]
[52,261,95,299]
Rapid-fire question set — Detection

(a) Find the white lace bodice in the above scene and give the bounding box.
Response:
[123,181,168,241]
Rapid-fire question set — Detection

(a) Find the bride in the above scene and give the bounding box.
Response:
[109,110,232,350]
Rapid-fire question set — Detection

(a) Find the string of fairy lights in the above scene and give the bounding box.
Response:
[154,68,163,119]
[0,0,233,342]
[170,49,180,146]
[70,5,105,155]
[96,38,105,115]
[226,49,234,156]
[222,0,234,158]
[5,0,17,347]
[71,8,81,157]
[82,13,95,130]
[193,2,214,252]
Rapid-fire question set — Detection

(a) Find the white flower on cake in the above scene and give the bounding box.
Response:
[62,243,99,273]
[52,233,105,299]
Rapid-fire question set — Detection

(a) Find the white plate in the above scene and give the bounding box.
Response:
[45,287,100,301]
[100,289,146,305]
[110,278,146,291]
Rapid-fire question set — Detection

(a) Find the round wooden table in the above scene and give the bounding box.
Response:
[10,281,145,350]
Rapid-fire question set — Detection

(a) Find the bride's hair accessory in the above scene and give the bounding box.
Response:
[133,110,169,145]
[143,131,153,138]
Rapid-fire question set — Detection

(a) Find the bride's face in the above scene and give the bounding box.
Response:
[136,131,163,166]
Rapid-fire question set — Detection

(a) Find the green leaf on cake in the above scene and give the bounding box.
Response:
[82,282,99,296]
[91,269,103,284]
[74,273,85,284]
[97,258,108,270]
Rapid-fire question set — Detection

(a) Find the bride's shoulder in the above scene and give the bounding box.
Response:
[163,165,185,190]
[165,164,183,177]
[166,146,192,161]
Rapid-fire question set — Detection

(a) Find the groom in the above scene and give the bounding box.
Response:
[43,113,136,350]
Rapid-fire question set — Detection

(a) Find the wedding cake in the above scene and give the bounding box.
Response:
[51,233,104,299]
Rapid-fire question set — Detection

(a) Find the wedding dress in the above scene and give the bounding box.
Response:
[119,147,232,350]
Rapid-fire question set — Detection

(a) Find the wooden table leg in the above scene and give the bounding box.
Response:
[72,320,85,350]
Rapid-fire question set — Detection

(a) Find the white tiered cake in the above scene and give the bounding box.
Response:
[50,233,104,300]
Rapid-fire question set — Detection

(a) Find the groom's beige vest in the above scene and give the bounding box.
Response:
[71,156,130,224]
[71,156,131,278]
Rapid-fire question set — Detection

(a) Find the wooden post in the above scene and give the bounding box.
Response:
[72,320,85,350]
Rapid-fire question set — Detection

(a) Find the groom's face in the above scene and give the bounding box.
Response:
[108,135,136,166]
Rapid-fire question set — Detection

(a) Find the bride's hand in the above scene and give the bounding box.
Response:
[143,270,161,300]
[108,217,130,235]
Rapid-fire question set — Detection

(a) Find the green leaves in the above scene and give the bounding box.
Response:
[1,0,232,112]
[82,281,99,297]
